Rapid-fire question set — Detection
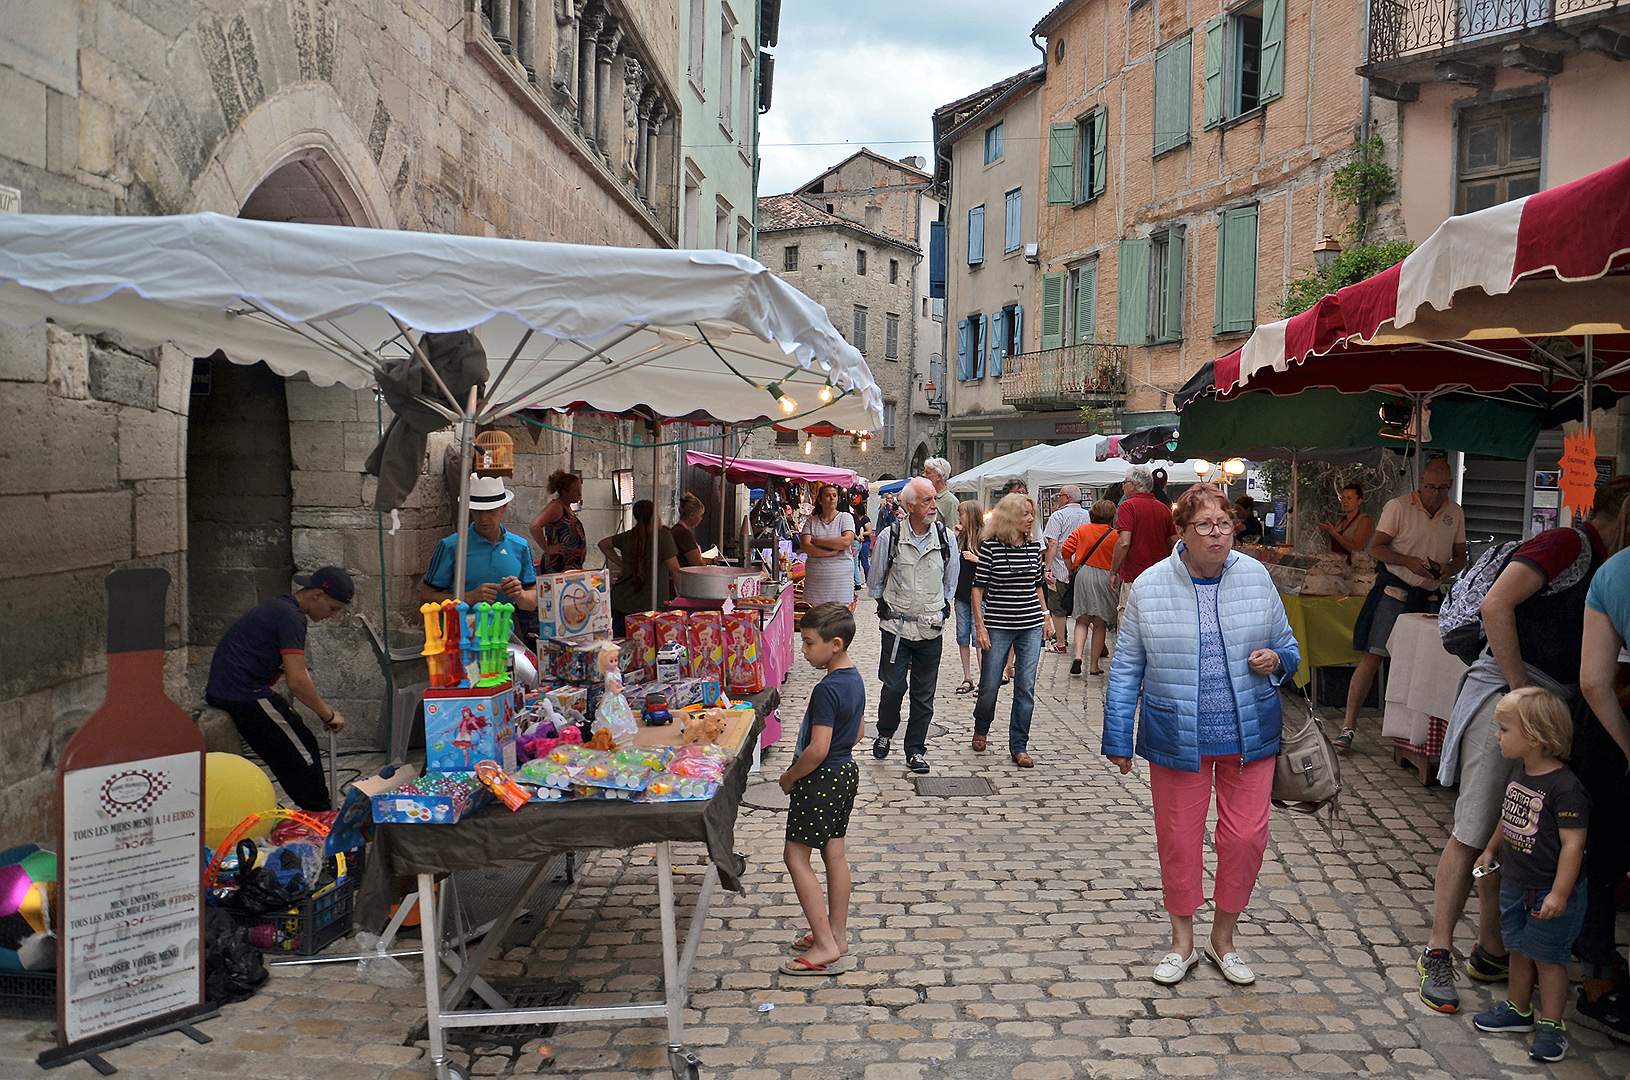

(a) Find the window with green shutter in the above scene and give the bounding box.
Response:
[1039,271,1066,351]
[1153,36,1192,156]
[1073,108,1108,204]
[1070,261,1097,346]
[1203,0,1283,130]
[1215,205,1259,334]
[1115,239,1150,345]
[1047,123,1075,205]
[1150,228,1184,344]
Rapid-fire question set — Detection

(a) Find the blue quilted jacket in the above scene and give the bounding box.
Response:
[1102,546,1300,772]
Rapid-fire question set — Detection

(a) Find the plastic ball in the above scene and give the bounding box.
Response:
[204,752,278,849]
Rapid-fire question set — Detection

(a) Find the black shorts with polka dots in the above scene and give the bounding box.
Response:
[785,760,859,849]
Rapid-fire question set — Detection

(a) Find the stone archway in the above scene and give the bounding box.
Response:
[910,442,930,477]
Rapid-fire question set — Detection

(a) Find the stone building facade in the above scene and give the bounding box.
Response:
[747,151,942,479]
[1027,0,1382,425]
[0,0,688,841]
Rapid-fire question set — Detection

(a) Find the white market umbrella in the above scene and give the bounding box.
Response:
[0,212,883,597]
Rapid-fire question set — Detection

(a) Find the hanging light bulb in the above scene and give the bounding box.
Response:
[803,437,814,455]
[1223,458,1247,477]
[859,436,869,452]
[1193,459,1212,477]
[818,383,834,403]
[768,381,798,414]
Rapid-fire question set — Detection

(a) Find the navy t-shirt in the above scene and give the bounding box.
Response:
[206,595,307,701]
[794,666,866,769]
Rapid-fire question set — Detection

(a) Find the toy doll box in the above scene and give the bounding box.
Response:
[538,569,612,641]
[424,682,518,773]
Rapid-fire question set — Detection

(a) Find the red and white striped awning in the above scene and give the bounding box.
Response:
[1216,155,1630,398]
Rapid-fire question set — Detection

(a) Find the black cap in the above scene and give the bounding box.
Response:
[294,566,354,604]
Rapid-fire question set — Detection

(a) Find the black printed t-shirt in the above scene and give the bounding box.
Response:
[1497,761,1590,889]
[794,666,866,769]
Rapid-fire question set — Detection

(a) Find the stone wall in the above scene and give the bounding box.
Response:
[0,0,682,843]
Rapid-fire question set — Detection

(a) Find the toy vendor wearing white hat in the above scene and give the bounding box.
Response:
[420,475,540,637]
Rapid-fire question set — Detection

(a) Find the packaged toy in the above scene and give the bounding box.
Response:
[536,569,612,640]
[685,610,726,682]
[721,610,766,693]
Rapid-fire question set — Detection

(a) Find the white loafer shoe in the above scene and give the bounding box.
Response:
[1152,949,1201,985]
[1204,946,1256,985]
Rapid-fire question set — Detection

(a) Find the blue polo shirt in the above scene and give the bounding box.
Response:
[424,525,537,598]
[206,595,307,702]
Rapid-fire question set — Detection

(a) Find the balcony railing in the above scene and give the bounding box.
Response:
[1000,343,1128,410]
[1366,0,1625,68]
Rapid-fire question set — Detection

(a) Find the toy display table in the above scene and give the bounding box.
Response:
[358,691,773,1080]
[663,592,794,750]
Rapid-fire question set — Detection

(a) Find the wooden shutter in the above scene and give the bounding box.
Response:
[1216,207,1259,334]
[1011,305,1024,359]
[988,309,1005,376]
[1091,109,1109,199]
[956,318,970,380]
[1203,16,1225,129]
[1159,227,1185,343]
[1005,189,1022,252]
[968,206,985,265]
[1260,0,1286,103]
[1039,272,1066,351]
[1115,239,1150,345]
[1047,123,1076,205]
[1073,263,1097,345]
[1154,38,1192,154]
[974,314,987,378]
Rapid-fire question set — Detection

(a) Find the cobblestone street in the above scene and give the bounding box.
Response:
[5,600,1629,1080]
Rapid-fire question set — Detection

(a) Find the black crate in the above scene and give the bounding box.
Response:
[0,970,56,1020]
[226,875,355,957]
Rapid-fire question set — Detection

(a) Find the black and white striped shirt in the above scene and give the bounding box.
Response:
[972,538,1045,630]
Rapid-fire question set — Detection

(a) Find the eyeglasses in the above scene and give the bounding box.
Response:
[1189,520,1233,536]
[1422,484,1450,493]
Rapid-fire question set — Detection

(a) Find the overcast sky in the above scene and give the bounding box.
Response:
[758,1,1062,195]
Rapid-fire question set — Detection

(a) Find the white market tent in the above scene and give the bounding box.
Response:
[946,435,1204,504]
[0,212,883,596]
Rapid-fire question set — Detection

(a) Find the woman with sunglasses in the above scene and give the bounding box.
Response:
[1102,483,1299,990]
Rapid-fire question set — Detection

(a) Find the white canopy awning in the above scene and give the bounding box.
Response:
[947,435,1204,499]
[0,212,882,430]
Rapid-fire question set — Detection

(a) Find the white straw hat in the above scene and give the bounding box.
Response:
[468,474,514,509]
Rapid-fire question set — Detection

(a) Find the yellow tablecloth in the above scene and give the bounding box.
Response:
[1278,592,1365,688]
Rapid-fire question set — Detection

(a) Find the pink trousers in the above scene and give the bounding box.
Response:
[1147,755,1275,917]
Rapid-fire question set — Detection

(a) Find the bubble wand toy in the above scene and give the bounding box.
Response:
[420,602,452,688]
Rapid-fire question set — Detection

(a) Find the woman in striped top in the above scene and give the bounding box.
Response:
[971,493,1048,767]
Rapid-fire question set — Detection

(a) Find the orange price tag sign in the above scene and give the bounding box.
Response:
[1560,428,1598,516]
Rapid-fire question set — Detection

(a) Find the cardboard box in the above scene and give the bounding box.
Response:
[624,612,660,681]
[537,569,612,641]
[424,683,519,772]
[686,610,726,683]
[722,610,766,693]
[372,772,493,824]
[326,764,420,855]
[651,612,690,674]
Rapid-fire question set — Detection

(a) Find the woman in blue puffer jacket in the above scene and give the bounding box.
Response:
[1102,483,1299,990]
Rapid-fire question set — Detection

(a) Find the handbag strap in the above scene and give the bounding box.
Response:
[1071,526,1113,572]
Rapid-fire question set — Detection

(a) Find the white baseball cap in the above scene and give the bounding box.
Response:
[468,474,515,509]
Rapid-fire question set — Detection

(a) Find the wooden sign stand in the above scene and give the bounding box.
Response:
[38,569,217,1074]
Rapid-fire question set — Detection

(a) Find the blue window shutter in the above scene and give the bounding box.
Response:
[929,221,946,298]
[1091,109,1109,199]
[1012,305,1024,359]
[988,309,1005,377]
[1260,0,1286,103]
[956,318,970,380]
[1004,190,1022,253]
[974,315,987,378]
[968,206,985,265]
[1115,239,1151,345]
[1203,16,1225,129]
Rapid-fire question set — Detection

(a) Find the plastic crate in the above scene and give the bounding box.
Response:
[0,970,56,1019]
[226,875,356,957]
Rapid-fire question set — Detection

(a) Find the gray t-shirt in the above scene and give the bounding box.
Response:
[1042,503,1094,580]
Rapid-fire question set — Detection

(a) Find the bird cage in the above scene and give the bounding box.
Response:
[472,430,514,477]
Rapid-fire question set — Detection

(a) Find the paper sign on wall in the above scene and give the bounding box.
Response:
[1560,428,1598,516]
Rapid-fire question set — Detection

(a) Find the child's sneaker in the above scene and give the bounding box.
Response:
[1466,943,1510,982]
[1529,1018,1568,1062]
[1474,999,1536,1033]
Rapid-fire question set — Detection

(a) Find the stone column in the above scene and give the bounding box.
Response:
[517,0,537,80]
[635,87,656,201]
[492,0,513,53]
[594,19,623,164]
[576,5,602,142]
[643,100,666,206]
[621,58,644,181]
[552,0,579,106]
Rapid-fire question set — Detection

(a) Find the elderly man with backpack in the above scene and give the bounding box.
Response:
[866,477,959,775]
[1415,477,1630,1019]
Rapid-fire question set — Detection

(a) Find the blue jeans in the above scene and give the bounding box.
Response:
[973,625,1043,754]
[954,599,974,647]
[877,630,944,757]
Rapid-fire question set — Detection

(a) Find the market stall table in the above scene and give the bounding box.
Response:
[357,693,772,1080]
[1381,613,1467,784]
[1277,592,1365,694]
[664,593,795,752]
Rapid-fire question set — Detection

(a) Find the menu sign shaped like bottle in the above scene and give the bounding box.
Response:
[42,569,214,1071]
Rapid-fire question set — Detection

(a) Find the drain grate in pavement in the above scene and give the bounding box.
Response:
[405,978,579,1048]
[912,776,996,797]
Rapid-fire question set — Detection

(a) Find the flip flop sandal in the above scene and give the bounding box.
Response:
[955,679,975,695]
[789,932,814,952]
[779,956,850,976]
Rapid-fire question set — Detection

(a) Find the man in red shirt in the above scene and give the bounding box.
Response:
[1109,466,1179,619]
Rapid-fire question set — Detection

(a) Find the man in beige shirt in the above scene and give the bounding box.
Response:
[1338,458,1466,749]
[923,457,958,529]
